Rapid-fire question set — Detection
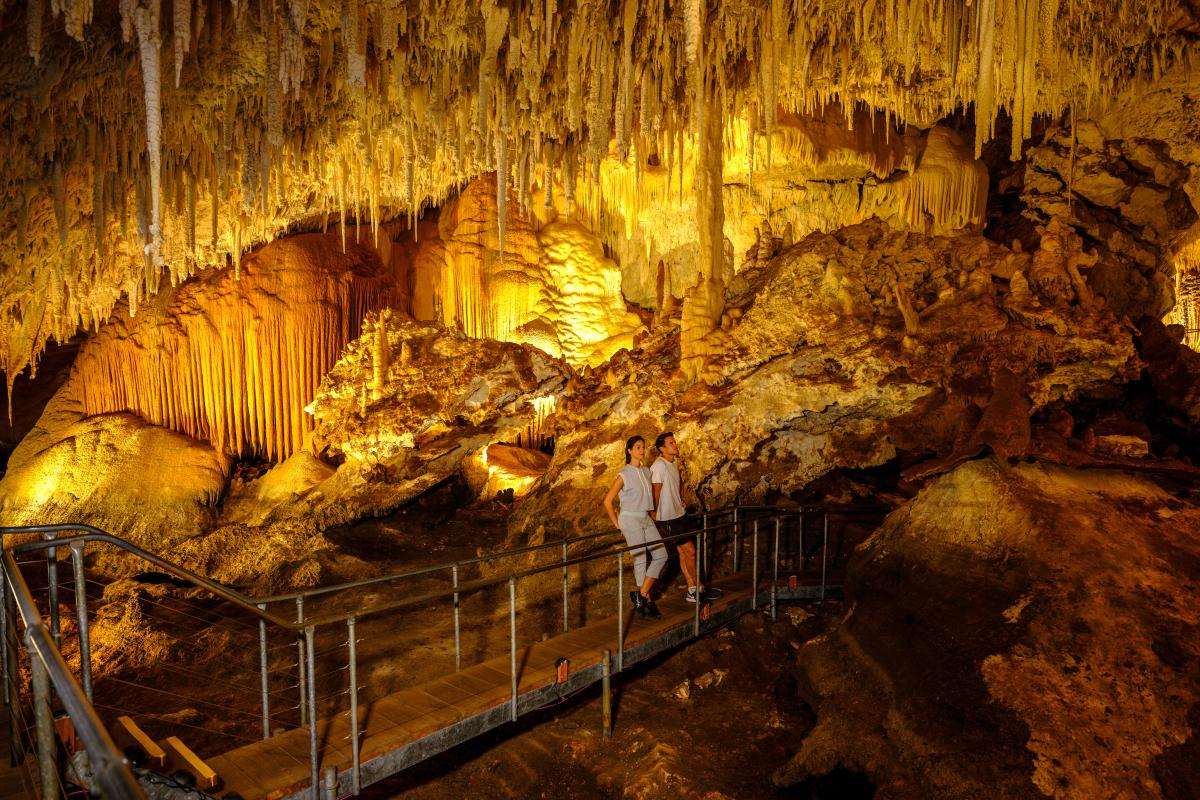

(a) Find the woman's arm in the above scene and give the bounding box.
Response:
[603,474,624,528]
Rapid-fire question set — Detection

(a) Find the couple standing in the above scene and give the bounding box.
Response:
[602,432,723,618]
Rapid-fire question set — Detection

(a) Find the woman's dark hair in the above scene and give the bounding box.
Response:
[624,436,644,464]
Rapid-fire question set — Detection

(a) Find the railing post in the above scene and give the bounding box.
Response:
[692,534,702,636]
[0,561,8,709]
[69,542,92,702]
[508,577,518,722]
[751,519,759,610]
[452,564,461,672]
[771,517,781,621]
[601,649,612,738]
[45,541,60,648]
[561,541,569,633]
[258,603,270,740]
[323,767,337,800]
[732,506,740,573]
[821,512,829,599]
[798,510,805,571]
[297,597,307,727]
[347,617,361,796]
[616,555,624,673]
[305,625,319,800]
[701,513,709,577]
[28,641,56,800]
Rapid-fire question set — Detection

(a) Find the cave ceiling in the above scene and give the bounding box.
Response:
[0,0,1197,396]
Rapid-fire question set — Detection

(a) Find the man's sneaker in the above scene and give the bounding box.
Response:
[686,587,723,602]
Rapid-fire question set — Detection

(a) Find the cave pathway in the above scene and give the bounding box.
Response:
[2,505,875,800]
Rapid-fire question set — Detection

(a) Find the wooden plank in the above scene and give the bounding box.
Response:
[110,716,166,769]
[162,735,219,790]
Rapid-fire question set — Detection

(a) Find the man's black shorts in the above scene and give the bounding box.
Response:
[656,517,694,542]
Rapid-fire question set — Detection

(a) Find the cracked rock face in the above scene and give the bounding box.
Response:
[776,458,1200,800]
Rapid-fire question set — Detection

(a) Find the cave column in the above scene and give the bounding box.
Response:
[680,54,726,384]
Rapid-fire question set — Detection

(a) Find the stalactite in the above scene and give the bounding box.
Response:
[93,151,106,259]
[133,0,165,267]
[52,160,68,245]
[0,0,1190,386]
[27,0,44,63]
[241,139,258,212]
[74,239,393,461]
[173,0,190,87]
[342,0,365,88]
[566,16,584,133]
[186,163,197,256]
[497,99,510,262]
[974,0,996,158]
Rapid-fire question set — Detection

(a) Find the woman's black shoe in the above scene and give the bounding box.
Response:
[643,600,663,619]
[629,591,647,616]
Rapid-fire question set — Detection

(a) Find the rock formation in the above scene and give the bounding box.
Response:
[776,458,1200,800]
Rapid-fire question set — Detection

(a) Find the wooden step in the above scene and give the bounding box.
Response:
[161,735,219,791]
[110,716,166,769]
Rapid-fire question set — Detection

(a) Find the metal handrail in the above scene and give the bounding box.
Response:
[2,503,892,633]
[3,515,756,631]
[1,550,145,800]
[254,505,746,604]
[0,501,887,800]
[0,502,882,631]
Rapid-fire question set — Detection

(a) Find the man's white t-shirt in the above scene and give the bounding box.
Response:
[650,457,684,522]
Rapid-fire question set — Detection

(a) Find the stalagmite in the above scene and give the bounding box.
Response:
[371,308,391,401]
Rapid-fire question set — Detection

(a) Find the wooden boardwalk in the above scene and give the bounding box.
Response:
[206,575,819,800]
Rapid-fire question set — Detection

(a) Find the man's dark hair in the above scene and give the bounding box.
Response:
[655,432,675,450]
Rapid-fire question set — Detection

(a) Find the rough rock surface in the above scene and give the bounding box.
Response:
[1011,121,1196,322]
[171,315,569,589]
[777,458,1200,800]
[0,383,230,547]
[512,218,1139,539]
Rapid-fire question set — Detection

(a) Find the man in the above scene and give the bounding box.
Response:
[651,432,722,603]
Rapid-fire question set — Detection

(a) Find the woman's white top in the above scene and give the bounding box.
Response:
[618,465,655,513]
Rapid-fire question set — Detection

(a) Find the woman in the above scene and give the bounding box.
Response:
[603,435,668,618]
